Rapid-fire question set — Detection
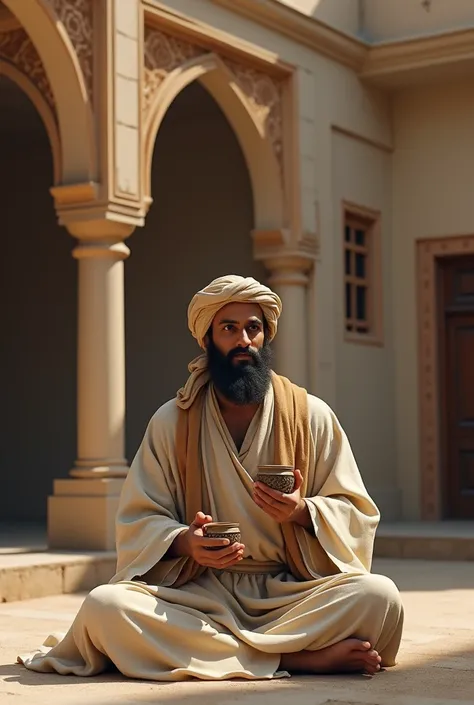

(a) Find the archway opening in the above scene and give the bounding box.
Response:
[125,80,265,456]
[0,75,76,526]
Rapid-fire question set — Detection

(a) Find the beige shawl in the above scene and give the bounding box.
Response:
[173,372,335,586]
[113,374,379,586]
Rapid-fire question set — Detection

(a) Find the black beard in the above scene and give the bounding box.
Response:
[207,339,273,405]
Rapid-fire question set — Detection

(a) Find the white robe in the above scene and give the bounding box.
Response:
[19,387,403,681]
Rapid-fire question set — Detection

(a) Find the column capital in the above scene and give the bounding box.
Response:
[264,253,315,287]
[252,228,318,286]
[50,184,146,231]
[65,218,135,243]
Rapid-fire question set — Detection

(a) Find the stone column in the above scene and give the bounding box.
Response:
[71,240,130,479]
[264,254,314,388]
[48,222,134,550]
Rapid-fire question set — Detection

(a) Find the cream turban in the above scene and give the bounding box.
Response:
[177,275,282,409]
[188,274,282,349]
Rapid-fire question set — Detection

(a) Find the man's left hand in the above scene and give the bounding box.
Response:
[252,469,311,526]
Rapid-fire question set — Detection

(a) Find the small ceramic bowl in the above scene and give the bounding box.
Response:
[256,465,295,494]
[203,522,241,551]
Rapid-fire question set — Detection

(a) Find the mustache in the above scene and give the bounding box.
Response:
[227,347,259,361]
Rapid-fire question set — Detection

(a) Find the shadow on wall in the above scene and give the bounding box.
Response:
[124,81,266,460]
[0,76,76,523]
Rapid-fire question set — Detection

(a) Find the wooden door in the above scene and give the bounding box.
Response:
[439,255,474,519]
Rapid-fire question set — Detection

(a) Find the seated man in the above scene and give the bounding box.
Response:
[19,275,403,681]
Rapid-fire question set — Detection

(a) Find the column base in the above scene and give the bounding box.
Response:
[48,478,125,551]
[70,461,129,478]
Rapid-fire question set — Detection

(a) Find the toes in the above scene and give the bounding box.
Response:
[354,640,372,651]
[366,649,381,663]
[352,660,380,675]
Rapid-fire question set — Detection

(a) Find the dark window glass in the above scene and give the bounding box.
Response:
[345,282,352,318]
[356,285,367,322]
[345,249,352,275]
[355,229,366,246]
[345,225,351,242]
[355,252,366,279]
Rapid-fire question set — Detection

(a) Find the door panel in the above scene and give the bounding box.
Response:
[444,315,474,517]
[439,256,474,518]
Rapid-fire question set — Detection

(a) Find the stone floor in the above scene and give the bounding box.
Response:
[1,558,473,705]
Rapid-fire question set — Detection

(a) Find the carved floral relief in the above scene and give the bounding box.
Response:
[0,28,55,111]
[48,0,93,101]
[143,26,284,170]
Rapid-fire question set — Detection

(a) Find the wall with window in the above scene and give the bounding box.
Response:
[331,130,399,519]
[155,0,396,515]
[392,78,474,519]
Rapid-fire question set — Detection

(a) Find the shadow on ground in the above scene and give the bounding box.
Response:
[1,643,473,705]
[2,559,474,704]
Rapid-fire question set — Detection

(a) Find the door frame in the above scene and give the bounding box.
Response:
[417,235,474,520]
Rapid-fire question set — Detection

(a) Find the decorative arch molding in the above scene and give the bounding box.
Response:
[0,27,56,113]
[0,60,61,183]
[2,0,95,182]
[48,0,93,103]
[417,234,474,520]
[143,26,287,231]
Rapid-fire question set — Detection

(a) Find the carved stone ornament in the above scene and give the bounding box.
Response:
[0,27,56,112]
[223,59,283,163]
[48,0,93,101]
[144,27,203,117]
[144,25,284,169]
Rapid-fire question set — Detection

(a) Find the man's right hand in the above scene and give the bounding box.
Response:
[172,512,245,569]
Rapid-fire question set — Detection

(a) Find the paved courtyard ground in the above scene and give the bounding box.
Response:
[0,558,473,705]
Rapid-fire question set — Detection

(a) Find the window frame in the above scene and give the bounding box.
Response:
[342,201,383,346]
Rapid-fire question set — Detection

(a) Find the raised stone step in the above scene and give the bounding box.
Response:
[375,521,474,561]
[2,521,474,603]
[0,522,117,603]
[0,550,116,603]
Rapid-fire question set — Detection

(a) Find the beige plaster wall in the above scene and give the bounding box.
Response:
[277,0,361,35]
[164,4,393,359]
[0,86,76,521]
[125,81,265,457]
[331,131,398,519]
[163,4,394,508]
[303,62,391,411]
[176,0,391,410]
[167,1,391,140]
[362,0,474,42]
[392,78,474,519]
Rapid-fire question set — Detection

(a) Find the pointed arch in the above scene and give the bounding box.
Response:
[2,0,95,182]
[144,53,284,230]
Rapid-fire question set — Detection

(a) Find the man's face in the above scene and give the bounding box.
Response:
[209,302,265,363]
[206,302,272,405]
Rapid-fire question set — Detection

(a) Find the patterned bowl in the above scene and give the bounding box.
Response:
[256,465,295,494]
[203,522,241,551]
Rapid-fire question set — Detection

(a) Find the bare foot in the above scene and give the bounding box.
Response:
[280,638,382,675]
